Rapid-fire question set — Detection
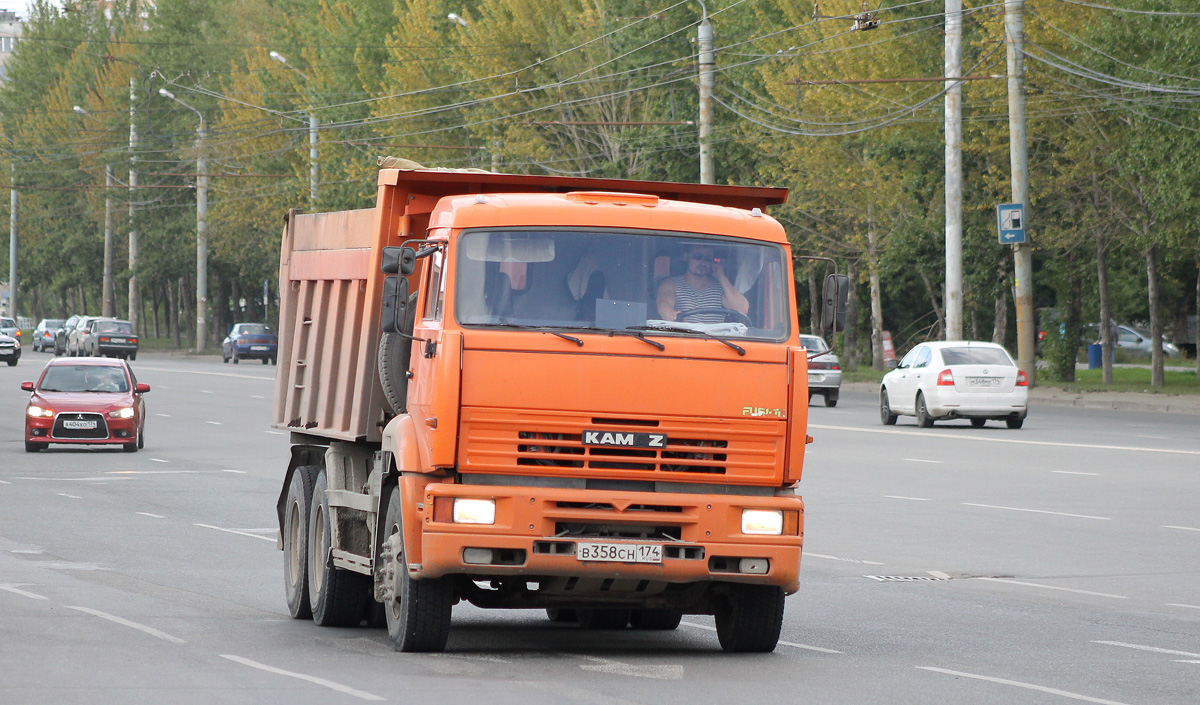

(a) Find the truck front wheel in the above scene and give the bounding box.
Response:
[714,584,785,652]
[381,485,454,652]
[307,469,369,627]
[283,465,316,620]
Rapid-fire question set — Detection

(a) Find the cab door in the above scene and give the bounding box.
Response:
[405,247,461,468]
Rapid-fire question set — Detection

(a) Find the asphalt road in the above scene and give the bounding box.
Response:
[1,351,1196,704]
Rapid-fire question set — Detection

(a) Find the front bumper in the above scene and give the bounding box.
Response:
[414,483,804,593]
[26,415,138,445]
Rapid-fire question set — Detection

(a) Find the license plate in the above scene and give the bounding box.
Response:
[808,373,823,383]
[576,542,662,564]
[63,419,97,430]
[250,345,269,351]
[581,430,667,449]
[110,338,127,343]
[967,377,1001,388]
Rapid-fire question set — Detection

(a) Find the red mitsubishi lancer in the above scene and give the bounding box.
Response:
[22,357,149,453]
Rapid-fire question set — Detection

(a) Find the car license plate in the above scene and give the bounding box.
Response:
[808,373,823,383]
[110,337,127,343]
[63,419,97,430]
[576,542,662,564]
[251,345,269,351]
[967,377,1001,388]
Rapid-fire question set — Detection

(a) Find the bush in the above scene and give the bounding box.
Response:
[1041,324,1079,382]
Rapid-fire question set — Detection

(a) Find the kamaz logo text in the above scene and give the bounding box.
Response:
[582,431,667,448]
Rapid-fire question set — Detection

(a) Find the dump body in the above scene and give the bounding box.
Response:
[274,168,810,652]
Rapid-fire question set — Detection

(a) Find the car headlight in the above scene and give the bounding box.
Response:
[27,405,53,418]
[741,508,784,535]
[452,498,496,525]
[107,406,136,419]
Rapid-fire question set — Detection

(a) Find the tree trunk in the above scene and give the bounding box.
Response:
[992,284,1007,346]
[1062,258,1082,383]
[1146,245,1164,387]
[867,215,884,370]
[917,269,944,339]
[168,279,180,349]
[844,258,859,371]
[1195,261,1199,378]
[1097,235,1114,385]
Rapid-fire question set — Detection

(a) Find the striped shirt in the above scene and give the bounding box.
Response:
[674,276,725,322]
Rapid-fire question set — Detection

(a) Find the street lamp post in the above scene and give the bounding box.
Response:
[269,51,318,203]
[73,106,115,318]
[159,88,208,353]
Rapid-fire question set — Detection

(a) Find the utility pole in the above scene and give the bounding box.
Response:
[8,161,15,319]
[159,88,208,352]
[129,76,140,332]
[697,3,714,185]
[103,165,114,317]
[1005,0,1035,383]
[944,0,963,341]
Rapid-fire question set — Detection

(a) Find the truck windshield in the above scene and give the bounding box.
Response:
[455,229,790,341]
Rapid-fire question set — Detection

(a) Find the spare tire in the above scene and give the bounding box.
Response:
[378,293,418,414]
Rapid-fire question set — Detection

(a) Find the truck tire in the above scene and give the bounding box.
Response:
[714,584,785,653]
[576,608,631,630]
[381,484,454,652]
[283,465,316,620]
[377,293,418,414]
[307,469,370,627]
[629,609,683,630]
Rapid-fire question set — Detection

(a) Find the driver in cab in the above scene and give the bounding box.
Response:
[656,244,749,323]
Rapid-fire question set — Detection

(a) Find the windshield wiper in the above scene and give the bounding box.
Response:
[567,326,665,351]
[629,325,745,356]
[476,323,583,347]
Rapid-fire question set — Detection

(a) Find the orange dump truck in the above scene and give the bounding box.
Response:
[275,167,834,653]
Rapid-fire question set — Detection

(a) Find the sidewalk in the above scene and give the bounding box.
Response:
[842,382,1200,416]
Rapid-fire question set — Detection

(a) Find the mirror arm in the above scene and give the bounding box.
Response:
[388,329,438,358]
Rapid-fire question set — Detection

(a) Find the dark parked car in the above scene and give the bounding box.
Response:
[82,318,139,360]
[0,331,19,366]
[222,323,278,364]
[22,357,149,452]
[33,318,64,352]
[65,316,96,356]
[54,315,82,355]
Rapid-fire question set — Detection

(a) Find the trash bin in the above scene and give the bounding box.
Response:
[1087,343,1103,369]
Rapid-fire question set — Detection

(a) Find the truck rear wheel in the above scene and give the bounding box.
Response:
[283,465,316,619]
[629,608,683,630]
[307,469,370,627]
[381,485,454,652]
[714,584,785,652]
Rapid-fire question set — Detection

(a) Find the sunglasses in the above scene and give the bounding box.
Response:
[689,252,716,261]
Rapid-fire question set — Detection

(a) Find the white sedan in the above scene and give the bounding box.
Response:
[880,341,1028,429]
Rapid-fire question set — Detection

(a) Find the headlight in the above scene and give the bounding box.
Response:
[27,405,53,418]
[452,498,496,525]
[108,406,136,419]
[741,508,784,535]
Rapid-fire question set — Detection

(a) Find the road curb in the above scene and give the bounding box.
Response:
[840,381,1200,416]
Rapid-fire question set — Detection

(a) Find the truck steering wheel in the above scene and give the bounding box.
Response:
[675,307,752,326]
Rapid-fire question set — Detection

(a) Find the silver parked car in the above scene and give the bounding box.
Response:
[801,334,842,407]
[1115,324,1180,358]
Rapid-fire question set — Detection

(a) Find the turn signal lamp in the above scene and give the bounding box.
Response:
[936,369,955,386]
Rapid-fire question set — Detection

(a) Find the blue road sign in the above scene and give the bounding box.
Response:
[997,203,1026,244]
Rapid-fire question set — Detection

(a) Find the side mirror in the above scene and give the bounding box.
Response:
[135,383,150,394]
[381,275,410,335]
[821,274,850,333]
[21,381,34,391]
[381,246,417,276]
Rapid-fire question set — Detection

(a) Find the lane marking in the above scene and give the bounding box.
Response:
[680,621,842,653]
[150,458,169,463]
[57,493,82,499]
[200,390,214,395]
[1053,471,1099,476]
[885,495,931,501]
[195,524,276,542]
[136,512,164,519]
[810,423,1200,456]
[1167,603,1200,610]
[250,395,265,399]
[206,421,222,425]
[155,413,171,418]
[0,584,49,600]
[1134,434,1168,440]
[1162,525,1200,533]
[16,477,131,482]
[577,654,684,680]
[805,552,884,566]
[902,458,943,464]
[0,479,10,484]
[917,666,1130,705]
[962,503,1110,521]
[1176,660,1200,664]
[222,469,247,474]
[267,430,287,435]
[66,606,186,644]
[977,578,1127,600]
[220,655,384,701]
[1093,641,1200,659]
[133,365,273,382]
[928,571,951,579]
[108,470,199,475]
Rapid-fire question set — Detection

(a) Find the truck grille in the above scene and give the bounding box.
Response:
[51,413,109,439]
[459,409,783,483]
